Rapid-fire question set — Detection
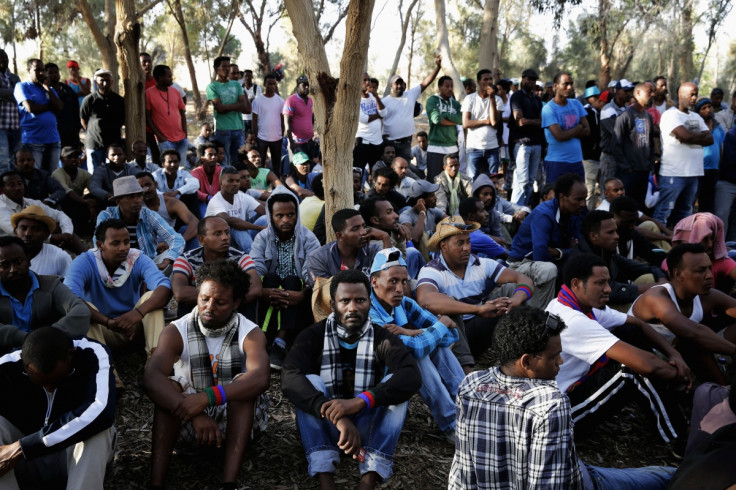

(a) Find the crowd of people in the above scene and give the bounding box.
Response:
[1,43,736,489]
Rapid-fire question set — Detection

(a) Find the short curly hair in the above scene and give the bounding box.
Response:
[491,306,566,367]
[194,259,250,301]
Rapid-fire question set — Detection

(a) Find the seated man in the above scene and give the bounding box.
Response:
[547,254,689,444]
[631,243,736,385]
[137,171,199,252]
[152,148,200,216]
[0,170,83,254]
[399,180,446,261]
[611,196,668,266]
[0,236,89,353]
[89,143,140,209]
[458,197,508,260]
[281,269,421,490]
[12,205,72,276]
[364,167,407,215]
[171,216,262,319]
[470,173,509,245]
[96,176,185,272]
[190,142,223,217]
[144,260,270,490]
[390,157,416,198]
[128,140,159,173]
[370,248,464,442]
[570,210,667,309]
[0,327,116,489]
[204,167,265,253]
[251,186,320,370]
[237,147,282,191]
[434,154,471,216]
[449,306,675,489]
[416,216,534,371]
[299,174,325,232]
[14,147,66,207]
[64,219,172,356]
[51,146,96,236]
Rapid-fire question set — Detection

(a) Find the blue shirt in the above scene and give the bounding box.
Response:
[704,123,726,170]
[469,230,507,259]
[13,82,60,144]
[508,198,586,262]
[0,272,40,332]
[64,251,170,318]
[95,207,184,263]
[542,99,587,163]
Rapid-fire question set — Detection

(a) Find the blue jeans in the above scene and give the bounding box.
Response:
[715,180,736,241]
[466,148,500,179]
[230,228,253,253]
[27,141,60,172]
[584,463,675,490]
[511,144,542,206]
[158,138,190,169]
[86,148,106,172]
[213,129,245,167]
[249,215,268,240]
[0,128,22,170]
[405,247,425,279]
[543,160,584,184]
[417,346,465,433]
[653,176,699,227]
[177,225,200,252]
[295,374,408,481]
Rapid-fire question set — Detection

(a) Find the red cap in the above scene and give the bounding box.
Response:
[599,90,611,103]
[67,60,79,69]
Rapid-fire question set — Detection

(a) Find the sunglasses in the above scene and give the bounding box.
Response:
[440,222,474,231]
[542,313,564,337]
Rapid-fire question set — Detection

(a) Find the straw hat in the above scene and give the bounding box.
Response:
[427,216,481,252]
[11,205,57,233]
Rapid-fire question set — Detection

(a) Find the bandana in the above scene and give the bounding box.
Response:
[93,248,141,288]
[186,306,241,391]
[320,313,375,399]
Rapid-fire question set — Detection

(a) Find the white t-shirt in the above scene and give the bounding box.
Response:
[205,191,261,221]
[241,83,263,122]
[659,107,709,177]
[460,93,503,150]
[597,198,643,217]
[356,93,386,145]
[382,85,422,140]
[30,243,72,276]
[545,299,627,392]
[500,97,510,145]
[251,93,285,142]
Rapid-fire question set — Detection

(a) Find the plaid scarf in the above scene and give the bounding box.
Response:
[92,248,141,288]
[320,313,375,399]
[186,306,241,391]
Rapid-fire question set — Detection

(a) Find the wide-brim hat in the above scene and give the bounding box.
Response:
[11,205,57,233]
[427,216,481,252]
[113,175,145,198]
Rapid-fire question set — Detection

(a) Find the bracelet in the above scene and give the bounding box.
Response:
[514,283,532,301]
[212,385,223,405]
[555,248,563,260]
[204,387,216,407]
[135,307,145,319]
[356,391,375,409]
[215,385,226,405]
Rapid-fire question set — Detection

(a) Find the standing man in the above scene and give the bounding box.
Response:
[426,76,462,182]
[509,69,544,206]
[599,79,634,187]
[13,59,61,173]
[64,60,91,104]
[651,76,671,117]
[354,72,387,170]
[251,74,285,172]
[382,56,442,162]
[541,72,589,183]
[241,68,262,135]
[653,82,713,227]
[283,75,317,160]
[140,52,159,164]
[0,48,21,170]
[45,63,81,148]
[206,56,250,167]
[462,69,502,178]
[695,97,726,214]
[146,65,188,166]
[79,69,125,171]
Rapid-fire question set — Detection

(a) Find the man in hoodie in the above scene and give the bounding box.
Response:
[426,76,463,182]
[599,79,634,189]
[470,173,509,246]
[250,186,320,370]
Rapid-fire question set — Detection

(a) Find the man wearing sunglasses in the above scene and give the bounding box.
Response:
[449,306,676,489]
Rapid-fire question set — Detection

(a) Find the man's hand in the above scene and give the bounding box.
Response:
[512,210,529,222]
[157,258,173,271]
[321,398,365,424]
[438,315,456,329]
[172,392,209,422]
[384,323,419,337]
[477,298,511,318]
[364,227,390,244]
[0,441,23,478]
[435,54,443,68]
[109,310,142,339]
[50,232,74,248]
[164,191,180,198]
[335,417,361,457]
[191,414,222,448]
[397,224,412,241]
[668,355,692,390]
[156,242,170,254]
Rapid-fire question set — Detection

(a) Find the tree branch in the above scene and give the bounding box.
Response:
[322,4,349,44]
[136,0,162,17]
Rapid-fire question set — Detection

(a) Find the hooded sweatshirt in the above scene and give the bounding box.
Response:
[471,174,504,237]
[250,185,320,283]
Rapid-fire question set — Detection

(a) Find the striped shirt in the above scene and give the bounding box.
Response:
[173,246,255,283]
[417,253,506,320]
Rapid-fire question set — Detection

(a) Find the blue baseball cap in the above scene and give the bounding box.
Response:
[370,248,406,275]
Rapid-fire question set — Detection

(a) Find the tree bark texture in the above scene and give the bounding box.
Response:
[115,0,145,156]
[478,0,501,81]
[433,0,464,101]
[73,0,121,91]
[168,0,203,116]
[598,0,611,89]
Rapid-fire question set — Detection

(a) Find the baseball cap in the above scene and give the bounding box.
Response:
[608,80,618,88]
[599,90,612,103]
[584,86,601,99]
[389,75,404,86]
[296,75,309,85]
[370,248,407,275]
[521,69,539,80]
[61,146,81,158]
[66,60,79,69]
[510,78,520,85]
[544,81,553,88]
[94,69,113,78]
[615,79,635,91]
[408,180,440,199]
[292,152,310,165]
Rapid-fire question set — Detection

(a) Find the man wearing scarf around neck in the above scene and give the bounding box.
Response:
[545,253,689,446]
[369,248,465,443]
[144,260,270,490]
[281,269,420,490]
[434,154,472,216]
[64,219,171,356]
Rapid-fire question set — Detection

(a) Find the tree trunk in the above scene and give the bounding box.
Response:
[73,0,120,91]
[284,0,374,242]
[236,4,273,76]
[433,0,464,101]
[384,0,419,96]
[598,0,611,89]
[678,0,694,84]
[215,0,239,60]
[407,7,421,86]
[478,0,501,81]
[168,0,203,117]
[115,0,145,156]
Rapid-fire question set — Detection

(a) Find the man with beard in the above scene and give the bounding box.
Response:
[145,260,270,490]
[434,154,472,216]
[79,69,125,171]
[12,205,72,276]
[281,269,421,490]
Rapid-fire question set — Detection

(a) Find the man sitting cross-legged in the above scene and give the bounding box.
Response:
[369,248,465,443]
[281,269,421,490]
[144,260,270,490]
[12,205,72,276]
[449,306,676,490]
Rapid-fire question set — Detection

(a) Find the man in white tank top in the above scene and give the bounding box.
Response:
[631,243,736,385]
[144,260,270,490]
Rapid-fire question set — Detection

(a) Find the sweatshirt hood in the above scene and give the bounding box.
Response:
[265,185,301,235]
[471,173,496,196]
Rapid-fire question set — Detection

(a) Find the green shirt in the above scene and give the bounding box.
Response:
[206,80,245,131]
